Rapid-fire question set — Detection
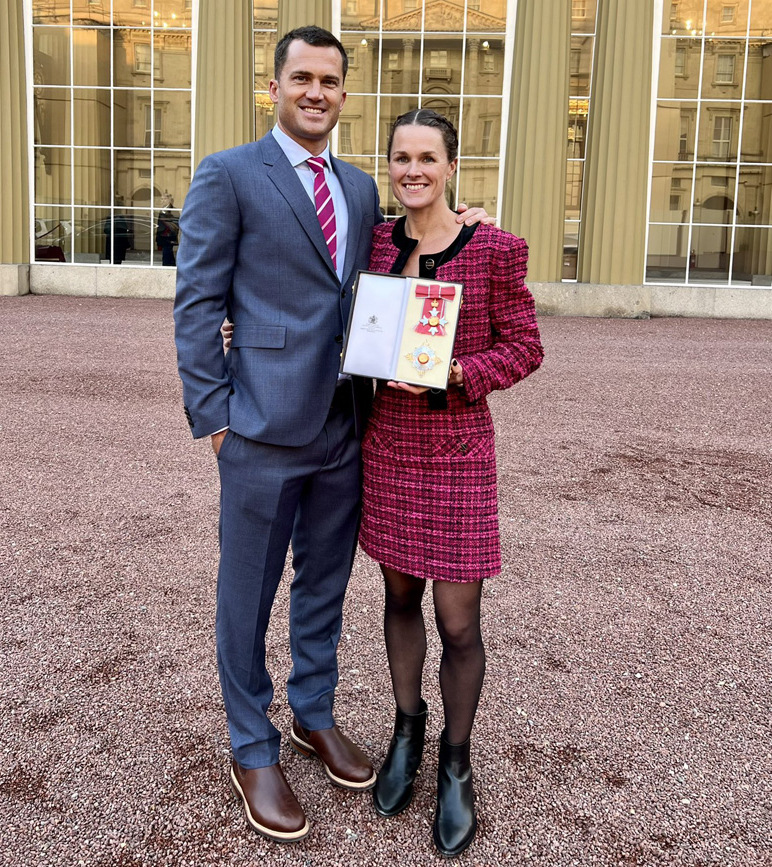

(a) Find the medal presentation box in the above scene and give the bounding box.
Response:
[341,270,463,390]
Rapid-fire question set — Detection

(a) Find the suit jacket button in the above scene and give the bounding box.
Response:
[341,290,346,298]
[335,334,343,343]
[425,258,435,270]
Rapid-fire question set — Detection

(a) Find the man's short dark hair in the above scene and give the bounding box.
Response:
[274,26,349,82]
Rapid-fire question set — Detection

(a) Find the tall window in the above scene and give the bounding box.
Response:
[338,0,509,219]
[647,1,772,287]
[253,1,279,141]
[715,53,735,84]
[712,115,732,159]
[31,0,193,266]
[564,0,598,280]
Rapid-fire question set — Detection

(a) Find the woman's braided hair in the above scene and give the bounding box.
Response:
[386,108,459,162]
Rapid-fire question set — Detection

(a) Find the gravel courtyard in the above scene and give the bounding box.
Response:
[1,296,771,867]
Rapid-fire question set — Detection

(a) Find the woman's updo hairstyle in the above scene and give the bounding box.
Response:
[386,108,459,163]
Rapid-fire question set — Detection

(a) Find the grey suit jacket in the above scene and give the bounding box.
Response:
[174,132,382,446]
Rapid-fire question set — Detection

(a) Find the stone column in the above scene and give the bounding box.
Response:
[578,0,655,284]
[467,37,480,82]
[0,0,30,270]
[278,0,331,36]
[402,37,415,94]
[500,0,570,282]
[194,0,253,167]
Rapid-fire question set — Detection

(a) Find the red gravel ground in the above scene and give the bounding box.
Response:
[1,296,771,867]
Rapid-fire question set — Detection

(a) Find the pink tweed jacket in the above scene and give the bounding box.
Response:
[369,220,543,400]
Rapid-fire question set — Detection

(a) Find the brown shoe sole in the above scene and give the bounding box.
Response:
[229,766,310,843]
[290,728,377,791]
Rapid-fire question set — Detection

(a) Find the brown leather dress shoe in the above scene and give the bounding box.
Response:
[290,720,377,790]
[230,761,310,842]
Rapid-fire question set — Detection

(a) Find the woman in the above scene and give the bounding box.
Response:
[361,109,543,857]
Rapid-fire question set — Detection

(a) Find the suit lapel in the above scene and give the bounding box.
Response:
[261,134,338,279]
[332,155,364,287]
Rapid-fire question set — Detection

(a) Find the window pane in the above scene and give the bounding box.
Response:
[646,223,689,282]
[153,204,180,266]
[34,88,71,146]
[122,210,153,264]
[73,207,112,263]
[425,3,464,31]
[565,160,584,215]
[114,149,151,205]
[35,148,71,205]
[113,1,153,28]
[340,1,382,30]
[154,30,191,88]
[464,37,504,96]
[339,95,378,154]
[379,35,421,95]
[744,40,772,99]
[467,1,505,33]
[72,28,111,87]
[457,158,498,214]
[650,162,694,222]
[254,93,275,139]
[34,27,71,86]
[693,164,737,224]
[73,148,112,206]
[733,227,772,284]
[421,38,464,94]
[737,164,772,223]
[571,0,597,34]
[154,151,191,210]
[72,1,111,26]
[690,224,731,282]
[665,2,705,35]
[35,206,71,262]
[254,0,279,27]
[154,90,191,148]
[341,34,380,94]
[749,1,772,36]
[706,0,749,36]
[569,36,594,98]
[658,38,701,99]
[740,103,772,162]
[114,30,153,87]
[701,40,745,98]
[697,102,740,160]
[155,0,194,27]
[73,89,112,147]
[460,99,499,156]
[114,90,152,147]
[254,32,277,92]
[33,1,70,24]
[567,99,589,158]
[563,220,580,279]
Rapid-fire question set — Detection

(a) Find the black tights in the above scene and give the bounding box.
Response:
[381,566,485,744]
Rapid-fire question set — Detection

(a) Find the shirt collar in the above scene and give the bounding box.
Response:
[272,125,333,170]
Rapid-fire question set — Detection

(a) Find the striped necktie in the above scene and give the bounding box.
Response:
[307,157,337,267]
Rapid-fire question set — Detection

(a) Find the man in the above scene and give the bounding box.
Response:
[174,26,484,843]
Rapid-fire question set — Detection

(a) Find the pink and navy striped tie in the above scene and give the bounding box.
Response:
[307,157,337,267]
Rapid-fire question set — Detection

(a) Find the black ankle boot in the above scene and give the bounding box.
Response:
[432,731,477,857]
[373,699,428,817]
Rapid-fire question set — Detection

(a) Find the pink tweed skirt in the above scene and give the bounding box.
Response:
[359,386,500,583]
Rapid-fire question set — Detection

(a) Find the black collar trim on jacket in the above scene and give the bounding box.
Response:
[388,215,479,277]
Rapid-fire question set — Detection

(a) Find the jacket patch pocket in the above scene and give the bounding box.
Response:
[231,325,286,349]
